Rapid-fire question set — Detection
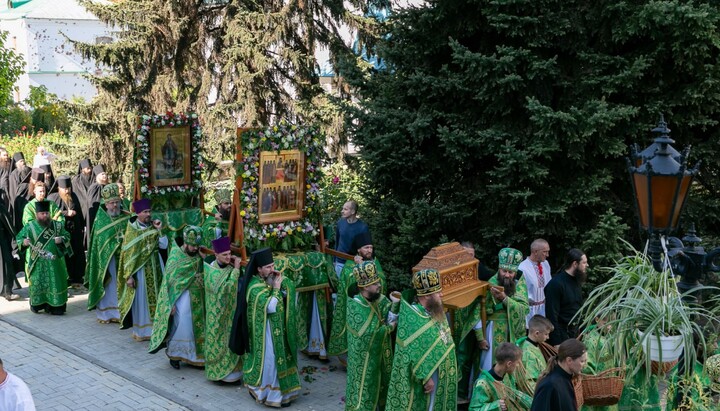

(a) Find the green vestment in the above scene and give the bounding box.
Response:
[481,274,530,362]
[244,275,301,397]
[85,208,131,310]
[469,369,533,411]
[328,259,385,356]
[117,220,164,331]
[203,260,243,381]
[665,361,713,411]
[200,213,229,248]
[618,347,661,411]
[581,325,618,411]
[22,198,63,226]
[386,299,457,411]
[511,337,547,395]
[148,242,205,364]
[16,220,71,307]
[345,293,395,411]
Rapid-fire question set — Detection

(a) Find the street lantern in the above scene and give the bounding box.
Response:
[627,116,700,271]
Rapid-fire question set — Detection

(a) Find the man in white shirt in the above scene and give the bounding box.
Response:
[518,238,551,328]
[0,358,36,411]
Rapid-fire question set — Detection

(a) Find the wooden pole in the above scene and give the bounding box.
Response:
[227,127,252,264]
[133,116,141,202]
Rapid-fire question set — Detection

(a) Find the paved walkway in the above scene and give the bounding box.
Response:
[0,278,346,410]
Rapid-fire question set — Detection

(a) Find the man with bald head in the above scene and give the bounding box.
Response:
[518,238,552,328]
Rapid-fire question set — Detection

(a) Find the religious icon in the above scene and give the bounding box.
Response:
[257,149,304,224]
[150,126,192,187]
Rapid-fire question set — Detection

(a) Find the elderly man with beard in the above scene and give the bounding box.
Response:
[48,176,85,288]
[71,159,94,217]
[150,226,206,369]
[544,249,588,347]
[86,164,108,242]
[118,198,168,341]
[477,248,530,369]
[201,188,232,247]
[85,184,132,323]
[386,268,457,411]
[16,200,72,315]
[345,261,399,411]
[328,231,385,362]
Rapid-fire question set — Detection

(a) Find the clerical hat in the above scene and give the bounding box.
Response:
[212,237,232,254]
[352,231,372,251]
[353,261,381,288]
[412,268,442,296]
[251,247,273,268]
[40,164,52,174]
[31,168,45,182]
[93,164,105,175]
[183,225,203,247]
[706,354,720,393]
[12,152,24,163]
[214,188,232,205]
[35,200,50,213]
[498,248,523,272]
[57,176,71,189]
[101,183,120,202]
[132,198,151,213]
[79,159,92,169]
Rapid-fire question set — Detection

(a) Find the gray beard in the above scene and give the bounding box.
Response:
[107,209,121,218]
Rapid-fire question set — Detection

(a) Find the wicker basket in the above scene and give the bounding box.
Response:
[573,374,584,409]
[581,367,624,406]
[651,360,677,375]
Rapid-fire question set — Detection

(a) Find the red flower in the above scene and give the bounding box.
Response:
[21,125,26,131]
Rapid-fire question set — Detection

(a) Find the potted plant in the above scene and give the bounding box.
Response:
[575,244,718,378]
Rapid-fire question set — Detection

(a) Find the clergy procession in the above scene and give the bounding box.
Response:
[1,141,719,411]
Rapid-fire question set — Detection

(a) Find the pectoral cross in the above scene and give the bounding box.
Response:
[115,230,125,243]
[439,326,451,345]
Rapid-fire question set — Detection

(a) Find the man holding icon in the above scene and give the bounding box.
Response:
[16,200,72,315]
[117,198,168,341]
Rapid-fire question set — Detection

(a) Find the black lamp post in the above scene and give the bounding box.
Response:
[627,115,700,272]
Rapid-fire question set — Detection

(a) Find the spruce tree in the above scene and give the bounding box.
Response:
[347,0,720,289]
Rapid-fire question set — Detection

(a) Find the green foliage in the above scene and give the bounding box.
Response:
[319,160,371,227]
[581,209,630,292]
[0,105,32,136]
[345,0,720,287]
[0,132,91,176]
[0,31,24,111]
[25,86,71,134]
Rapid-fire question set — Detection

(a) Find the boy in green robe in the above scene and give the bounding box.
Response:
[85,183,131,323]
[16,200,71,314]
[345,260,400,411]
[513,315,553,395]
[22,181,63,226]
[149,226,206,369]
[386,268,457,411]
[203,237,243,383]
[328,232,385,360]
[469,342,533,411]
[200,188,231,248]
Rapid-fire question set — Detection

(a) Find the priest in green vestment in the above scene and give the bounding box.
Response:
[345,260,400,411]
[469,342,533,411]
[117,198,168,341]
[386,268,458,411]
[200,188,231,248]
[149,226,206,369]
[203,237,244,383]
[479,248,530,364]
[85,183,131,323]
[16,200,71,314]
[21,181,63,226]
[328,231,385,359]
[513,315,553,395]
[233,247,301,407]
[457,248,529,401]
